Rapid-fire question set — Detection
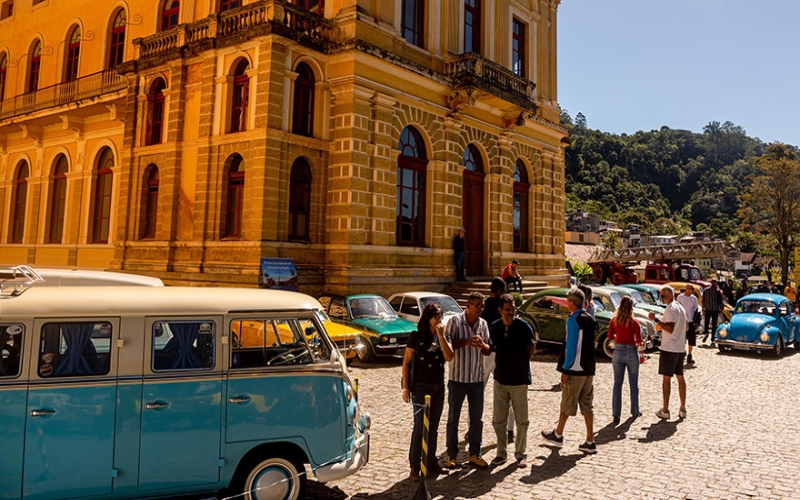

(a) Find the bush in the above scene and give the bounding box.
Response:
[510,292,524,308]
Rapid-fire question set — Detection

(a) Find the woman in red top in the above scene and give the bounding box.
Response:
[607,296,642,423]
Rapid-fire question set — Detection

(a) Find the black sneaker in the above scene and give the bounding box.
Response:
[686,354,693,364]
[702,333,709,343]
[507,430,515,444]
[541,429,563,447]
[578,441,597,454]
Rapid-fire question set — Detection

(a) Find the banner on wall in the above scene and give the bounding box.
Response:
[260,258,298,291]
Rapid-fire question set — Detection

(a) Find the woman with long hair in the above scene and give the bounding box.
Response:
[607,296,642,423]
[401,303,454,481]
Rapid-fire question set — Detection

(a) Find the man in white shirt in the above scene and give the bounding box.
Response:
[648,287,687,420]
[675,285,699,364]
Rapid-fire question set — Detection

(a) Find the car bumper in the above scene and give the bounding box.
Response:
[716,339,774,351]
[314,427,370,482]
[373,342,408,357]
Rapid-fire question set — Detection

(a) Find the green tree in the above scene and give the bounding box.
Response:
[738,143,800,283]
[603,231,623,250]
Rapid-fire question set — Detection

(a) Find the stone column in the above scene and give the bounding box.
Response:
[369,92,398,246]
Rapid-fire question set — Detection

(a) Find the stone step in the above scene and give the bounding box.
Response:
[444,279,553,307]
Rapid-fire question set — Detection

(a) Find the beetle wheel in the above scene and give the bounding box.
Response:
[773,337,783,358]
[601,336,615,359]
[240,456,306,500]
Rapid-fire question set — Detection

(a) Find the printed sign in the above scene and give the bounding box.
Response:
[260,258,298,291]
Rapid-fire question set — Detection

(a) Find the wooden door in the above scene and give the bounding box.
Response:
[462,170,484,276]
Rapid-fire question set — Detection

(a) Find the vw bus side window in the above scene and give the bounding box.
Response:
[39,322,112,377]
[231,318,321,368]
[152,321,216,371]
[0,324,24,378]
[299,318,332,360]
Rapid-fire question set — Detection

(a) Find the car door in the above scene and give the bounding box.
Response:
[24,318,119,500]
[0,322,28,500]
[400,297,422,323]
[777,301,795,343]
[138,317,222,491]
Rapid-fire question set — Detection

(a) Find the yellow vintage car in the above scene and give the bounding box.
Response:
[231,311,362,363]
[666,282,733,322]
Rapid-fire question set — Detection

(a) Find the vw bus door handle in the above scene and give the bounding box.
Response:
[228,396,251,404]
[30,409,56,417]
[145,402,169,410]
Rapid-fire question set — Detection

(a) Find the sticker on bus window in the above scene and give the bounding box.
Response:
[41,353,54,363]
[200,323,212,333]
[6,325,22,335]
[40,364,53,377]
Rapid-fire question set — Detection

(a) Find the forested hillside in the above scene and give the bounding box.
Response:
[561,112,776,252]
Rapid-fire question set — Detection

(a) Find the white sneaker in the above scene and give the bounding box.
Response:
[655,409,670,419]
[678,408,687,419]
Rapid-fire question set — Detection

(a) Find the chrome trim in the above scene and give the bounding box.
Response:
[30,409,56,417]
[314,431,370,483]
[145,402,169,410]
[717,340,773,349]
[228,396,251,404]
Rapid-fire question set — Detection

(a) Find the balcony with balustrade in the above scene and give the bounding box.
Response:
[132,0,337,67]
[0,69,128,128]
[444,52,538,113]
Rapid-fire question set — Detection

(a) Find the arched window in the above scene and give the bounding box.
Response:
[464,0,480,53]
[292,63,315,137]
[143,166,159,239]
[92,148,114,243]
[296,0,323,15]
[109,10,126,69]
[289,158,312,241]
[220,0,241,11]
[65,26,81,82]
[396,126,426,246]
[513,159,530,252]
[28,41,42,93]
[161,0,180,31]
[0,53,7,102]
[230,60,249,133]
[401,0,424,48]
[48,155,69,243]
[10,162,29,244]
[147,78,166,145]
[463,143,482,172]
[224,155,244,238]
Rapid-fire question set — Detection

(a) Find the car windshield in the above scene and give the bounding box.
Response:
[638,290,658,305]
[736,300,776,316]
[628,291,646,305]
[593,297,608,312]
[608,292,622,309]
[315,310,331,323]
[349,297,397,319]
[688,268,703,281]
[420,296,462,315]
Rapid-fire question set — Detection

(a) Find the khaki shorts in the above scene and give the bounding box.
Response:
[560,375,594,416]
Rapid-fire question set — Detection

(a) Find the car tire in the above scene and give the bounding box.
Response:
[773,337,783,358]
[358,340,377,363]
[718,345,730,353]
[601,336,615,359]
[240,456,306,500]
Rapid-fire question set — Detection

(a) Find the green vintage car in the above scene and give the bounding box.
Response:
[318,294,417,362]
[519,288,652,358]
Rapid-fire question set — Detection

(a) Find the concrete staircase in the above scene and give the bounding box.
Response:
[444,277,552,307]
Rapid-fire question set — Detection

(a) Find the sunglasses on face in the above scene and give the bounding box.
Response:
[470,302,485,309]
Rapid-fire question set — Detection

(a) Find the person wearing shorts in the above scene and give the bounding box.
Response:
[675,285,698,364]
[541,288,598,454]
[649,287,687,420]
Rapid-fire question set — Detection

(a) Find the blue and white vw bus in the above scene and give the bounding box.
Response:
[0,285,369,500]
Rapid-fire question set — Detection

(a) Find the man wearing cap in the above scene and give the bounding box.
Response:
[453,228,467,282]
[503,259,524,293]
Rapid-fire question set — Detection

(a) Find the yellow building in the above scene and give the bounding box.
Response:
[0,0,568,295]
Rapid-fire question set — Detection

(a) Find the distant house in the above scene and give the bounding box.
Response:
[651,235,678,246]
[735,252,756,275]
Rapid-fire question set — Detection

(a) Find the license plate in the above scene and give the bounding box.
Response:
[732,342,750,350]
[389,338,397,344]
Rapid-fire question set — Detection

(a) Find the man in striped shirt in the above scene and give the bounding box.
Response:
[444,292,492,469]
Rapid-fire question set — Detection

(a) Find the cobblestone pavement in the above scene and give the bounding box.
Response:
[312,343,800,500]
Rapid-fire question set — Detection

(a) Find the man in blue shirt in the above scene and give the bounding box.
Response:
[541,288,598,454]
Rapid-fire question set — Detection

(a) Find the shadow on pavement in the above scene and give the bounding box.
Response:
[350,357,404,370]
[638,418,682,443]
[531,383,561,393]
[594,416,635,445]
[519,446,586,486]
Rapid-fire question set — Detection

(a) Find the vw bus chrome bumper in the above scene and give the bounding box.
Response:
[315,414,371,482]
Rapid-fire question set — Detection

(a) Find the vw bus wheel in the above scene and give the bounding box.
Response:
[601,337,615,359]
[243,456,306,500]
[773,337,783,358]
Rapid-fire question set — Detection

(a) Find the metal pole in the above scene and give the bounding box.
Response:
[420,394,431,481]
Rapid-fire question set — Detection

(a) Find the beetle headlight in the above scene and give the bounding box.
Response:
[719,328,728,338]
[760,330,770,342]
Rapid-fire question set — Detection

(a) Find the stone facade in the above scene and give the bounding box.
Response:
[0,0,568,296]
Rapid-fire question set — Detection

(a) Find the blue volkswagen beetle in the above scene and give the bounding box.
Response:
[715,293,798,357]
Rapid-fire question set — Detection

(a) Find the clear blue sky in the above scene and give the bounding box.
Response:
[558,0,800,145]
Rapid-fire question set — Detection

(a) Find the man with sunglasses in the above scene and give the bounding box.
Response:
[444,292,492,469]
[649,287,688,420]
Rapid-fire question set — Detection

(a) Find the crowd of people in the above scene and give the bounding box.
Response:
[400,278,695,482]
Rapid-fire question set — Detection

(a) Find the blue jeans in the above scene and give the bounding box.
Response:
[612,344,640,417]
[446,380,484,458]
[455,252,466,280]
[409,382,445,470]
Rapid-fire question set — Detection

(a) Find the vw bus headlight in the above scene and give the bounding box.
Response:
[760,330,770,342]
[718,328,728,338]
